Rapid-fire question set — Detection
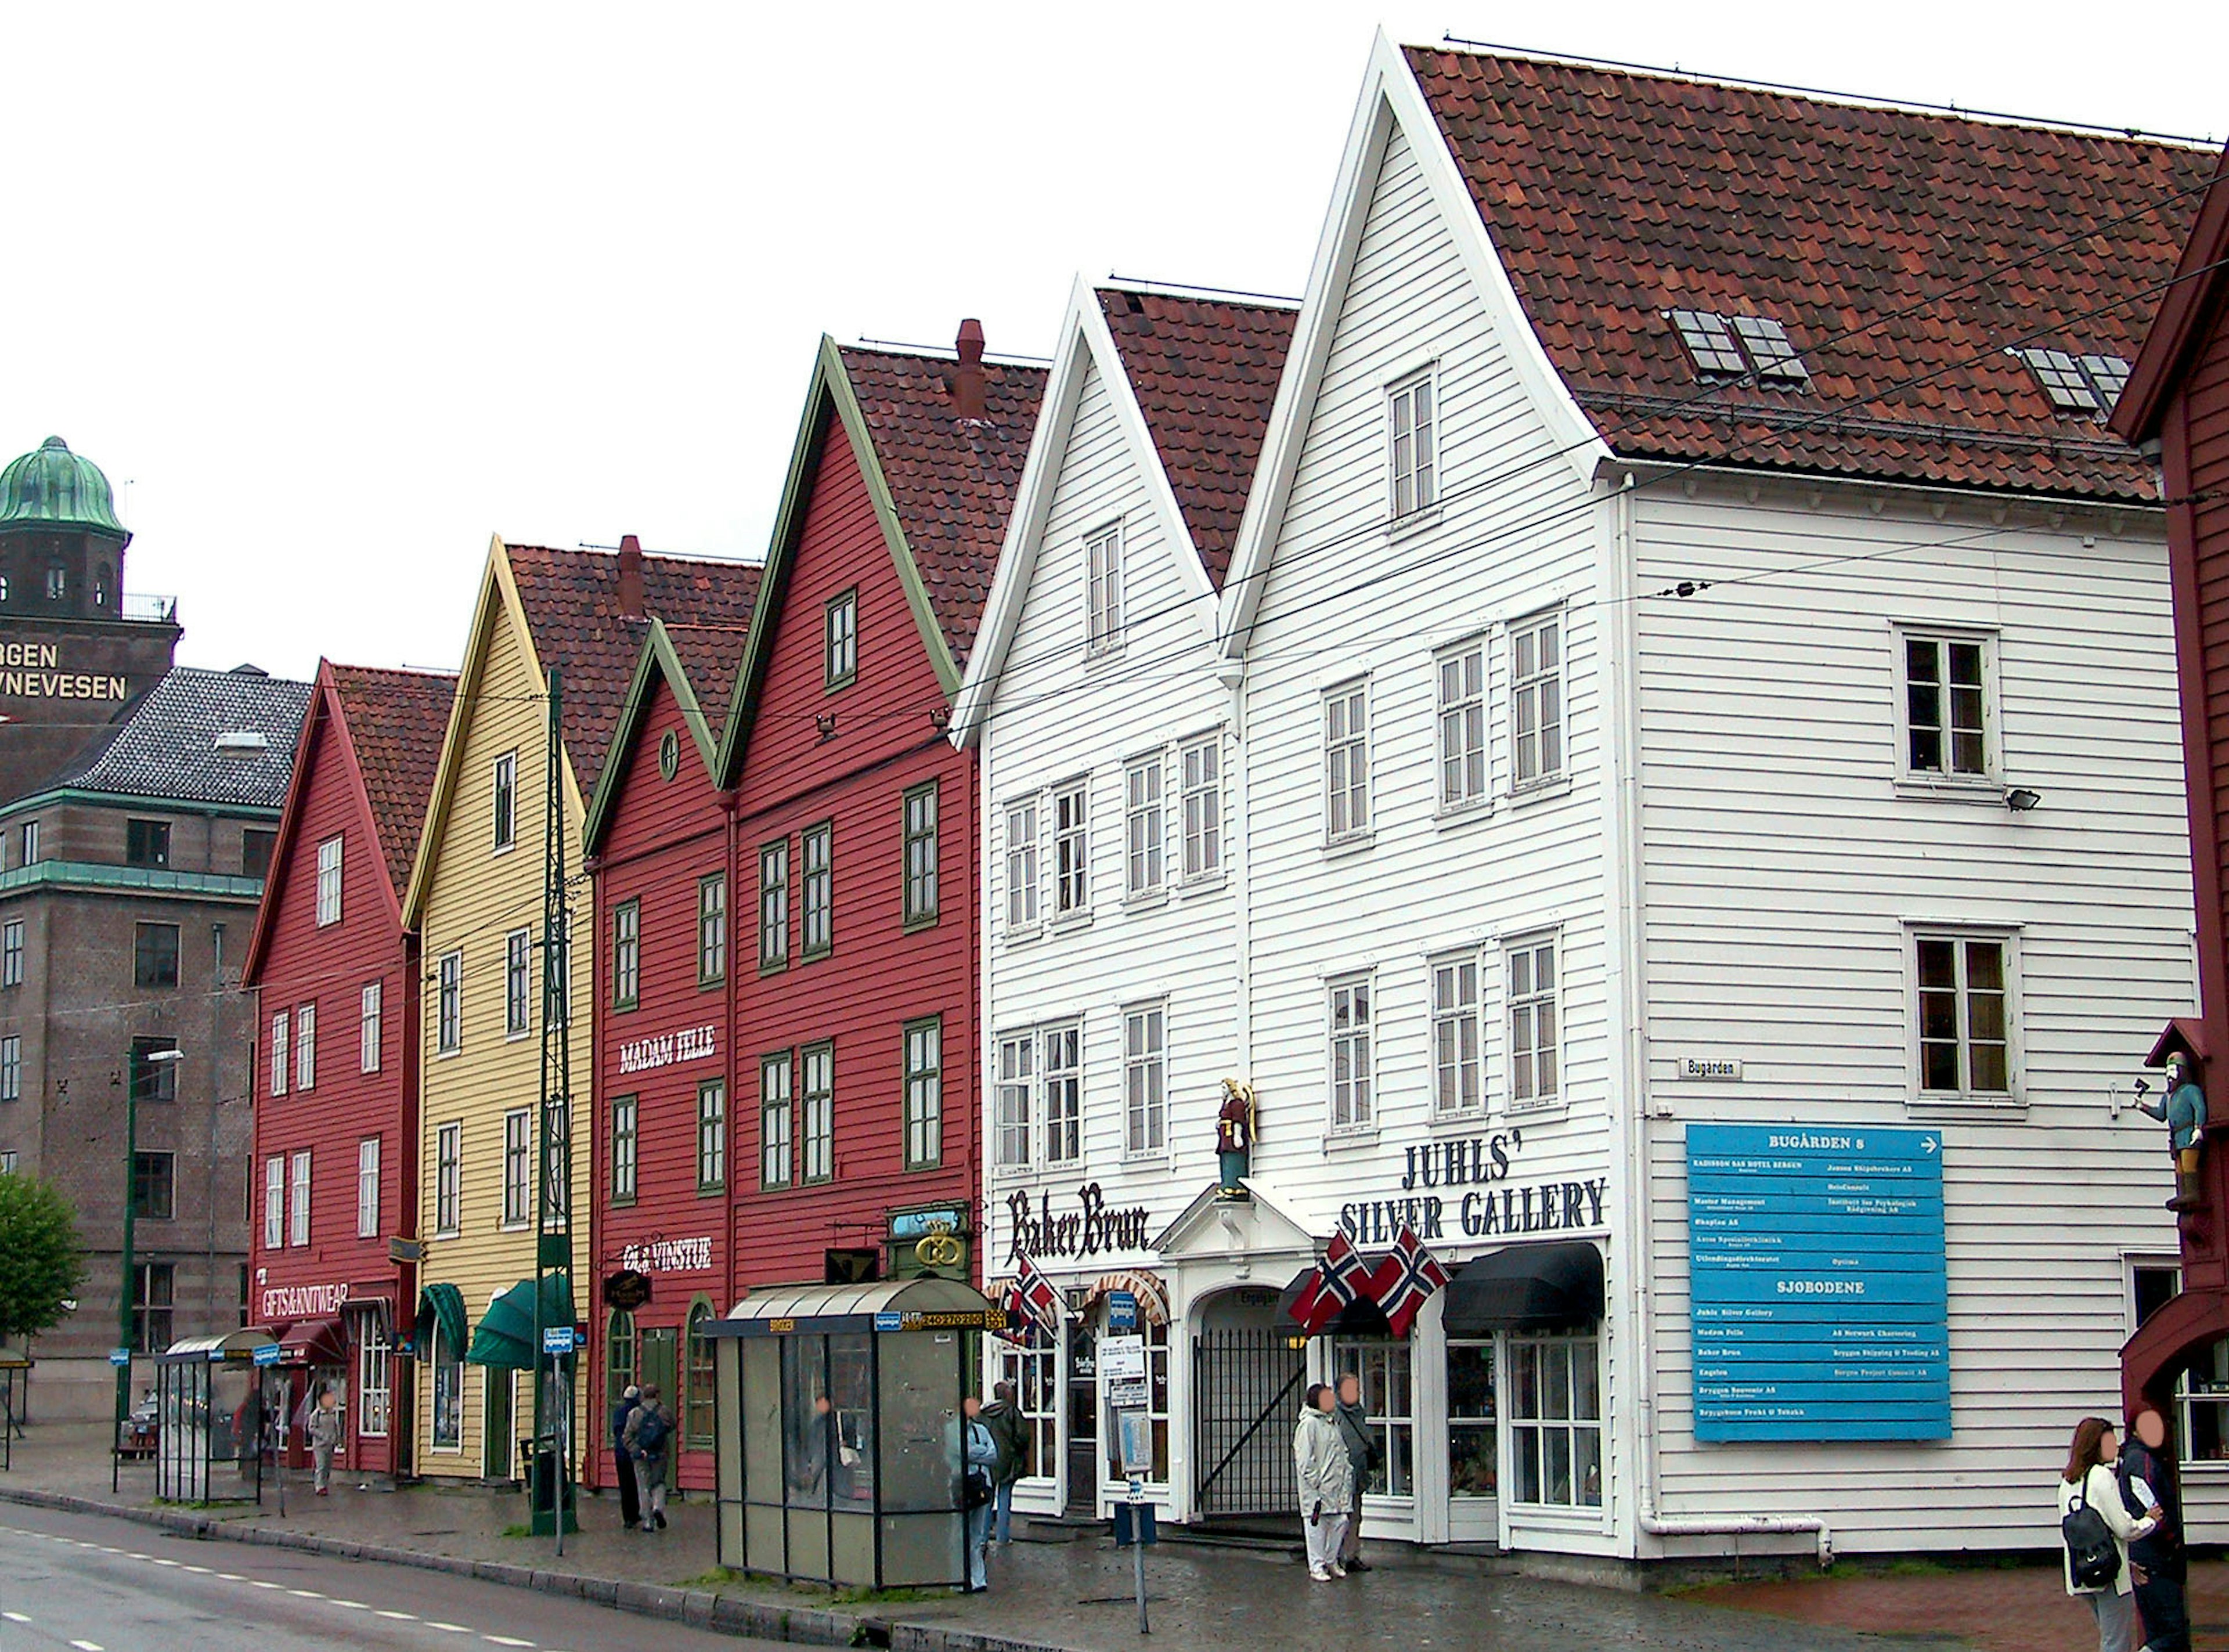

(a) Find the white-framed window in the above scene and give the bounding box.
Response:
[316,835,344,926]
[263,1155,284,1250]
[611,900,641,1007]
[1324,680,1370,843]
[1125,755,1164,899]
[1914,928,2015,1099]
[360,980,382,1073]
[502,1108,531,1226]
[1448,1340,1498,1498]
[1431,952,1483,1117]
[1510,611,1564,789]
[760,1052,793,1188]
[801,1042,834,1184]
[1044,1022,1082,1167]
[611,1094,638,1204]
[825,588,859,688]
[289,1149,312,1247]
[995,1032,1034,1170]
[1388,369,1437,518]
[295,1001,316,1091]
[492,751,517,852]
[697,1079,727,1191]
[997,1338,1058,1481]
[434,1120,461,1235]
[270,1010,290,1097]
[437,950,461,1054]
[701,872,731,979]
[505,929,532,1038]
[1898,629,1994,782]
[759,840,789,971]
[430,1322,463,1450]
[1507,932,1560,1110]
[1330,1337,1415,1495]
[994,1022,1082,1170]
[1004,799,1041,933]
[2,918,22,988]
[1054,780,1089,918]
[1085,522,1124,655]
[1437,639,1487,810]
[359,1318,392,1439]
[1328,975,1374,1131]
[356,1137,381,1238]
[1507,1332,1603,1509]
[904,1018,943,1169]
[1123,1002,1167,1156]
[19,822,37,866]
[1180,735,1222,881]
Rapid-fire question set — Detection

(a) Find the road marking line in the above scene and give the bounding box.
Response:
[375,1610,417,1621]
[2,1611,30,1623]
[287,1588,324,1598]
[217,1572,246,1581]
[482,1638,536,1648]
[331,1599,369,1609]
[182,1564,214,1574]
[150,1557,180,1566]
[248,1579,282,1589]
[69,1640,104,1651]
[425,1624,473,1635]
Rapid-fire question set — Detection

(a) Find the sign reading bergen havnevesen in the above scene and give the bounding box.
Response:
[1686,1124,1949,1442]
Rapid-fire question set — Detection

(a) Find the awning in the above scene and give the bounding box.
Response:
[467,1274,576,1369]
[416,1283,469,1359]
[705,1274,1000,1338]
[158,1328,279,1364]
[279,1316,348,1366]
[1442,1242,1604,1334]
[1272,1268,1391,1337]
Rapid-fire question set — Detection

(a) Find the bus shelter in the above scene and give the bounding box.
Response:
[157,1330,274,1503]
[705,1276,1002,1589]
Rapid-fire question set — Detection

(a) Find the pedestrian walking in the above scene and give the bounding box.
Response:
[2120,1406,2190,1652]
[609,1384,643,1531]
[1333,1372,1377,1572]
[306,1387,344,1496]
[2060,1415,2159,1652]
[1295,1382,1354,1582]
[960,1396,998,1590]
[623,1383,672,1531]
[979,1380,1028,1545]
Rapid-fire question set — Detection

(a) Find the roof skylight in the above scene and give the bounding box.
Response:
[2012,348,2131,418]
[1668,309,1811,383]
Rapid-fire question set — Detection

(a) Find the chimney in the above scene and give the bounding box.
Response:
[617,533,644,618]
[953,318,986,421]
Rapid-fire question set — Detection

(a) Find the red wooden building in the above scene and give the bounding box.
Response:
[241,661,454,1477]
[2115,144,2229,1410]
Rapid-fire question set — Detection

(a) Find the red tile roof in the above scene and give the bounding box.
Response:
[506,544,762,793]
[1404,47,2219,500]
[662,622,756,740]
[1097,288,1296,587]
[329,663,456,901]
[836,347,1048,671]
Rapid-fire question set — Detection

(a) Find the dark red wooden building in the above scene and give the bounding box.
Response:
[241,661,454,1477]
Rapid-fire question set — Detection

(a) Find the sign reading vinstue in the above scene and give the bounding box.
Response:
[618,1024,717,1075]
[621,1236,713,1273]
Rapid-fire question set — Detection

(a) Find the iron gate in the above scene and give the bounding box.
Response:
[1192,1326,1305,1516]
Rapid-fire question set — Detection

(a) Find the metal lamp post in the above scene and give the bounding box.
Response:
[113,1045,185,1492]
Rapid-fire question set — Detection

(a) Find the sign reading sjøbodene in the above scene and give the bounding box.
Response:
[1685,1124,1949,1442]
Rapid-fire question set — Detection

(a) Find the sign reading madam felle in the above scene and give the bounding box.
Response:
[1340,1127,1608,1246]
[618,1024,717,1076]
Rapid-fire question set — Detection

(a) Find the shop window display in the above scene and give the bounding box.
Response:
[1447,1340,1497,1497]
[1507,1332,1601,1508]
[1329,1336,1413,1496]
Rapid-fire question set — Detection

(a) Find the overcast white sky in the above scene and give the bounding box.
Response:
[6,3,2225,681]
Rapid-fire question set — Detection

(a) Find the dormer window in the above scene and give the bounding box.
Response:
[1668,310,1811,384]
[2012,348,2130,419]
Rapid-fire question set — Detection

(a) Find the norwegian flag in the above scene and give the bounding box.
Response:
[995,1276,1041,1346]
[1369,1226,1451,1339]
[1001,1254,1063,1343]
[1290,1233,1374,1336]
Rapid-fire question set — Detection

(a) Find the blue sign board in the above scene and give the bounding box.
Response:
[542,1325,577,1356]
[1107,1290,1138,1333]
[1686,1124,1950,1442]
[873,1311,904,1332]
[889,1209,965,1242]
[252,1343,283,1368]
[107,1347,132,1368]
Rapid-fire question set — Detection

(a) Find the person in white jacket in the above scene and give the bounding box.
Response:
[1295,1383,1355,1582]
[2060,1416,2161,1652]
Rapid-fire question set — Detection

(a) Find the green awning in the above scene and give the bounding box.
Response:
[415,1283,469,1361]
[467,1274,576,1370]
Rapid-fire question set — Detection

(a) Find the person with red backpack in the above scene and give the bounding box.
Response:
[2060,1416,2159,1652]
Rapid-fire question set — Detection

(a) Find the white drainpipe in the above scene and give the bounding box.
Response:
[1641,1512,1833,1568]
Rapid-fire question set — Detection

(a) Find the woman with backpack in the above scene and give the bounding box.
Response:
[2060,1415,2160,1652]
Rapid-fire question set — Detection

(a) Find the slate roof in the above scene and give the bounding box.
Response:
[1097,288,1296,588]
[52,665,312,808]
[836,347,1048,671]
[662,622,755,740]
[1403,46,2219,500]
[329,663,456,901]
[505,544,762,794]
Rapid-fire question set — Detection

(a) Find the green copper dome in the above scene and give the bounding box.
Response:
[0,436,128,540]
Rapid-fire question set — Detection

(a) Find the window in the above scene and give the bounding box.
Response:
[699,872,730,982]
[241,828,276,879]
[1054,781,1089,917]
[1728,315,1810,383]
[825,589,858,688]
[360,981,382,1073]
[760,1054,792,1188]
[611,901,640,1008]
[0,1035,18,1103]
[2,918,21,987]
[1124,1003,1167,1155]
[1437,641,1487,809]
[759,841,789,971]
[19,822,38,865]
[0,1150,13,1175]
[133,922,180,989]
[799,826,832,959]
[1388,371,1437,517]
[1669,309,1810,383]
[1324,682,1369,841]
[611,1095,638,1204]
[685,1299,717,1448]
[269,1011,289,1096]
[1085,523,1124,655]
[1330,1338,1415,1496]
[1045,1023,1081,1166]
[132,1150,174,1221]
[431,1322,463,1449]
[435,1121,461,1235]
[1180,736,1221,881]
[132,1261,174,1354]
[1126,756,1164,899]
[264,1156,284,1249]
[1902,632,1990,780]
[1511,613,1564,789]
[295,1001,316,1091]
[697,1079,727,1191]
[315,835,343,925]
[607,1311,638,1412]
[437,951,461,1053]
[1507,1333,1603,1509]
[360,1319,392,1439]
[904,1018,943,1168]
[1329,976,1374,1130]
[2014,347,2132,417]
[903,782,940,925]
[504,929,531,1038]
[130,1037,178,1104]
[127,818,170,869]
[801,1043,834,1184]
[492,751,517,851]
[1004,799,1040,932]
[997,1339,1058,1481]
[1916,932,2012,1097]
[45,564,65,601]
[356,1137,380,1238]
[1448,1341,1498,1498]
[502,1109,531,1226]
[290,1150,312,1246]
[995,1033,1034,1170]
[1508,933,1560,1110]
[1431,954,1483,1117]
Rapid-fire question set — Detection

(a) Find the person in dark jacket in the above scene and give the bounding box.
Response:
[979,1381,1028,1545]
[1333,1372,1375,1572]
[2121,1405,2190,1652]
[609,1384,642,1530]
[623,1384,672,1530]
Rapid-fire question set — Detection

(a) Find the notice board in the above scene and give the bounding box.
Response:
[1686,1123,1949,1442]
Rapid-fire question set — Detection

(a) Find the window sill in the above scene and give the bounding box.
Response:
[698,975,727,991]
[759,961,790,978]
[1434,799,1495,832]
[497,1220,530,1233]
[434,1048,461,1061]
[609,1196,637,1210]
[698,1185,727,1199]
[1323,831,1376,861]
[1084,643,1127,668]
[903,912,942,934]
[1509,775,1572,809]
[1429,1108,1490,1128]
[1002,925,1046,947]
[1325,1127,1380,1151]
[798,949,832,968]
[1176,871,1228,897]
[1050,911,1094,934]
[1507,1099,1568,1123]
[1892,775,2006,805]
[1123,890,1170,914]
[1910,1093,2025,1120]
[1121,1149,1173,1168]
[1388,506,1443,542]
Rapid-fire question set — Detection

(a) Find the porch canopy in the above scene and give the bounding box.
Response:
[279,1316,347,1366]
[468,1274,576,1370]
[1273,1269,1391,1337]
[416,1282,469,1357]
[1442,1241,1603,1334]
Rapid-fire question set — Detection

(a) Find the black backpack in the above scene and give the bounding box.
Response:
[632,1406,671,1457]
[2063,1473,2122,1591]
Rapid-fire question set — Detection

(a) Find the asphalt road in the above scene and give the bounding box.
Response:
[0,1505,776,1652]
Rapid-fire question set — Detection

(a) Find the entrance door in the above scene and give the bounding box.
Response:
[1193,1291,1306,1518]
[482,1369,513,1480]
[639,1326,679,1416]
[1065,1323,1098,1515]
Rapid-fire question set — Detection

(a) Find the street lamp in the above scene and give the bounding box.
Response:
[114,1045,185,1491]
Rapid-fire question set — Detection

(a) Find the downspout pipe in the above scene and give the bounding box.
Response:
[1640,1512,1833,1568]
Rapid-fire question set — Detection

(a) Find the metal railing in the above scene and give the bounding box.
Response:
[119,593,177,622]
